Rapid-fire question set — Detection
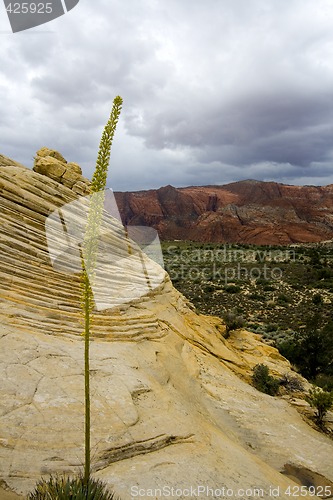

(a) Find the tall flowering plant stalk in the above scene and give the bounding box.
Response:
[81,96,123,486]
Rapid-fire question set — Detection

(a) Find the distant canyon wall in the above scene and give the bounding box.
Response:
[114,181,333,245]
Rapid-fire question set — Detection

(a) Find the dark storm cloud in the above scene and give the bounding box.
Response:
[130,90,333,163]
[203,92,333,168]
[0,0,333,189]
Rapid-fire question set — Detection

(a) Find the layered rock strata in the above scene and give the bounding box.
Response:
[0,152,332,499]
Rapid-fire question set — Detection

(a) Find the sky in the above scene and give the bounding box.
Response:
[0,0,333,191]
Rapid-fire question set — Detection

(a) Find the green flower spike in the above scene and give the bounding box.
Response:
[81,96,123,486]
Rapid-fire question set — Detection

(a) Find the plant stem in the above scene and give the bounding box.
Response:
[81,96,123,487]
[83,272,91,486]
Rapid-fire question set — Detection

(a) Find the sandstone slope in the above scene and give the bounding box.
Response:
[0,151,332,499]
[115,182,333,245]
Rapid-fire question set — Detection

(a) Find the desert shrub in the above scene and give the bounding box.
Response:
[279,373,304,392]
[263,284,275,292]
[247,323,261,331]
[318,268,333,280]
[27,475,119,500]
[265,323,278,333]
[312,293,323,306]
[314,374,333,392]
[224,285,240,294]
[275,337,300,362]
[276,315,333,381]
[315,281,333,290]
[252,364,279,396]
[256,278,267,285]
[277,294,291,304]
[299,317,333,379]
[248,293,265,301]
[307,249,322,267]
[305,387,333,426]
[222,310,244,337]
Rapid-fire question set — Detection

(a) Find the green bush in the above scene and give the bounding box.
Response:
[305,387,333,426]
[312,293,323,306]
[27,475,119,500]
[277,294,291,304]
[224,285,240,294]
[256,278,267,285]
[276,314,333,381]
[275,337,300,363]
[247,323,261,331]
[248,293,265,301]
[318,268,332,280]
[265,323,278,333]
[315,374,333,392]
[252,364,280,396]
[263,284,275,292]
[222,310,244,337]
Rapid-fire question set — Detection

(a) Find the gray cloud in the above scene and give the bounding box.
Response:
[0,0,333,190]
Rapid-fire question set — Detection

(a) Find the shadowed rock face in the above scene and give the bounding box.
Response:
[114,181,333,245]
[0,151,333,499]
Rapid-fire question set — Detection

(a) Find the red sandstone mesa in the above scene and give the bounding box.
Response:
[114,180,333,245]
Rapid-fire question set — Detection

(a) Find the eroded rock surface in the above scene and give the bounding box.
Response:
[0,152,332,499]
[33,147,91,195]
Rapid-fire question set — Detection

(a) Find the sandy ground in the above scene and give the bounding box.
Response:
[0,487,24,499]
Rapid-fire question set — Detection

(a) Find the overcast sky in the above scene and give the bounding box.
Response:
[1,0,333,191]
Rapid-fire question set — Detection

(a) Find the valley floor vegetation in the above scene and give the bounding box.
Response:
[162,241,333,391]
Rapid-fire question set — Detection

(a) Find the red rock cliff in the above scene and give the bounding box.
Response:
[114,180,333,245]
